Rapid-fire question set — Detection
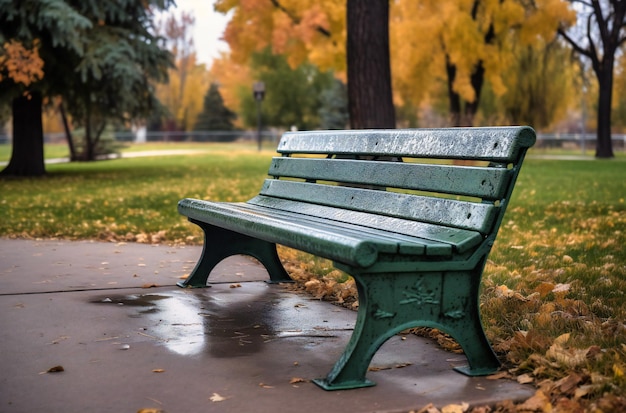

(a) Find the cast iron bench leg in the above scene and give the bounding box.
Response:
[313,268,500,390]
[177,219,292,288]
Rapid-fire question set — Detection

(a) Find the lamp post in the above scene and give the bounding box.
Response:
[253,81,265,151]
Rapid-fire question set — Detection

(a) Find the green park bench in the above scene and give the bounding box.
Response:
[177,126,536,390]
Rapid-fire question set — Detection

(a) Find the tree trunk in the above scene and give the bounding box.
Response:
[347,0,395,129]
[463,61,486,126]
[59,102,77,161]
[595,60,615,159]
[446,58,462,127]
[1,91,46,177]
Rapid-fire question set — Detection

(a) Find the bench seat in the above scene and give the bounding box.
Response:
[178,197,484,268]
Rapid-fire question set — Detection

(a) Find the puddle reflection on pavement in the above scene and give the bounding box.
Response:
[92,285,279,358]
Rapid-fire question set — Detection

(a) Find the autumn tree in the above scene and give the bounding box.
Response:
[154,11,210,132]
[0,40,46,175]
[210,52,253,128]
[558,0,626,158]
[0,0,173,175]
[0,2,89,176]
[391,0,576,127]
[501,39,578,128]
[215,0,395,128]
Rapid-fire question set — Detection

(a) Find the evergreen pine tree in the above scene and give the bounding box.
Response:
[193,83,237,131]
[0,0,174,175]
[319,79,349,130]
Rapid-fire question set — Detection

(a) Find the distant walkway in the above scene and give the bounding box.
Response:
[0,149,210,166]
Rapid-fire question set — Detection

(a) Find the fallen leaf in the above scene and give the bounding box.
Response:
[552,283,571,293]
[517,390,552,412]
[417,403,441,413]
[209,392,226,402]
[574,384,595,399]
[486,371,511,380]
[259,383,274,389]
[586,345,602,359]
[137,409,164,413]
[46,365,65,373]
[441,402,469,413]
[152,369,165,373]
[229,283,242,288]
[517,373,534,384]
[495,284,527,301]
[142,283,159,288]
[290,377,307,384]
[555,373,583,394]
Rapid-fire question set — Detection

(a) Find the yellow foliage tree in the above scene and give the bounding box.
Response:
[215,0,577,128]
[154,11,211,131]
[215,0,345,73]
[391,0,576,126]
[0,39,44,86]
[209,52,252,128]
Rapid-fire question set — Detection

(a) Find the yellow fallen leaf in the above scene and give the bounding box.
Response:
[486,371,510,380]
[137,409,164,413]
[517,373,534,384]
[613,363,624,378]
[152,369,165,373]
[441,402,469,413]
[574,384,595,399]
[554,333,571,345]
[517,390,552,412]
[417,403,441,413]
[289,377,307,384]
[209,393,226,402]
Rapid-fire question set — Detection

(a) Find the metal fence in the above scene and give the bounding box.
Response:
[0,130,625,152]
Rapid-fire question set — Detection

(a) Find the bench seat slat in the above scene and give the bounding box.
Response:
[237,202,453,256]
[179,198,388,268]
[259,179,498,233]
[278,127,536,162]
[178,198,470,262]
[269,157,510,200]
[247,196,483,254]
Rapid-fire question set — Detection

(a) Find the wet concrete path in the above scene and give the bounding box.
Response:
[0,238,533,412]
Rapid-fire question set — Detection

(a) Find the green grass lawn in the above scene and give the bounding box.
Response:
[1,144,625,410]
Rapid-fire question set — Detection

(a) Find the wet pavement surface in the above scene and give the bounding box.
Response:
[0,238,534,412]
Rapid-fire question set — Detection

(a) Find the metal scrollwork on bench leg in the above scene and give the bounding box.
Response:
[313,265,500,390]
[177,219,292,288]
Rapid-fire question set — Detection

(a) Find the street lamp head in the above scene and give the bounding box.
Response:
[253,81,265,101]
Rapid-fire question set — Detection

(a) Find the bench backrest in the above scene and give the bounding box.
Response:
[258,126,535,242]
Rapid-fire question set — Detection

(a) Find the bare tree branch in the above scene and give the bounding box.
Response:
[570,0,594,7]
[558,27,592,58]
